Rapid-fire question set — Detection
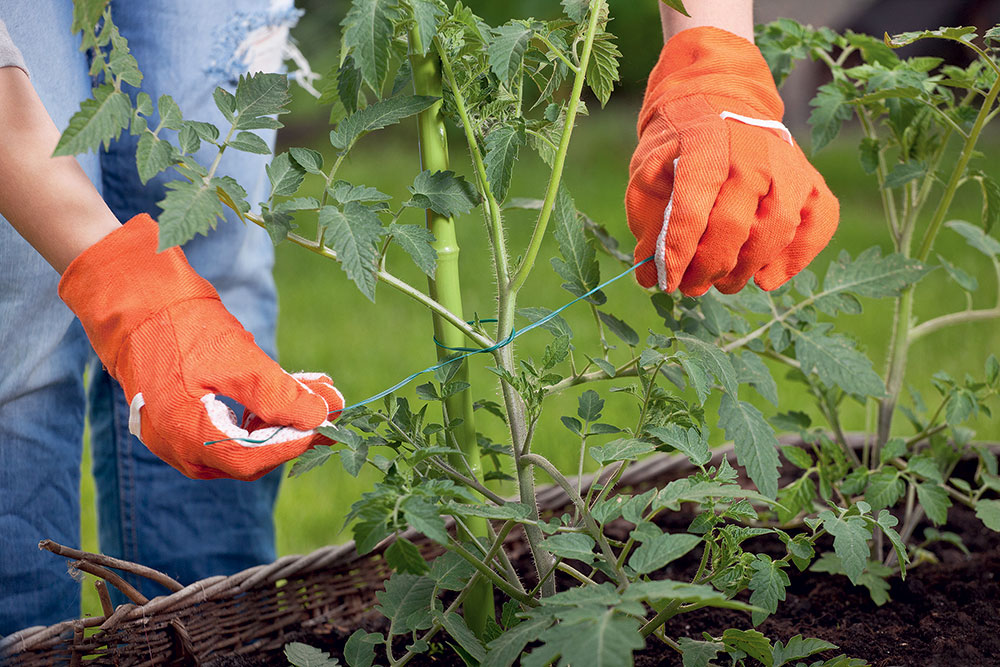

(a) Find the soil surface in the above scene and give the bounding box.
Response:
[219,469,1000,667]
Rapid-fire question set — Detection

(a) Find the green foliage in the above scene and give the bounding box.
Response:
[586,32,621,107]
[53,84,131,156]
[375,573,436,637]
[343,631,381,667]
[330,95,439,150]
[789,326,885,398]
[387,223,437,277]
[319,202,383,301]
[808,83,853,153]
[818,508,872,585]
[135,133,177,184]
[551,187,603,302]
[532,608,644,667]
[747,555,790,626]
[976,499,1000,531]
[483,124,524,202]
[341,0,400,92]
[232,72,290,130]
[488,22,533,84]
[718,395,781,499]
[156,179,227,250]
[626,524,701,574]
[560,0,589,24]
[405,169,480,217]
[62,5,1000,665]
[410,0,446,52]
[284,642,340,667]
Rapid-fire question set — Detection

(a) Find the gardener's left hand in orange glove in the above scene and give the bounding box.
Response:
[626,26,839,296]
[59,214,344,481]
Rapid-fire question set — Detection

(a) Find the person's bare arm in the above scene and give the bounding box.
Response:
[0,67,120,274]
[659,0,754,42]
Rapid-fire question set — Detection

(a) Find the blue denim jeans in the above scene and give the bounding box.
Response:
[0,0,302,635]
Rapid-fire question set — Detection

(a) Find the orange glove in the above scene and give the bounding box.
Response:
[626,27,839,296]
[59,214,344,481]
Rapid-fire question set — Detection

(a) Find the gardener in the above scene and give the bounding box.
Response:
[0,2,342,636]
[0,0,837,636]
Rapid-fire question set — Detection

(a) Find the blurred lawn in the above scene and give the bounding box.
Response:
[79,101,1000,618]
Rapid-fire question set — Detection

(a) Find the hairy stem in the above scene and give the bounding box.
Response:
[448,539,535,606]
[435,40,510,285]
[915,72,1000,262]
[509,0,603,294]
[878,73,1000,452]
[521,452,629,587]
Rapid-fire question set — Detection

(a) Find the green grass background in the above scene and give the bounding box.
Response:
[76,99,1000,618]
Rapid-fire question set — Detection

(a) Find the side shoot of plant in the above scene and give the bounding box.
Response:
[61,0,1000,664]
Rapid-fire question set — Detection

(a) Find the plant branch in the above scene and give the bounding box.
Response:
[448,538,536,606]
[435,39,510,285]
[857,109,901,243]
[521,452,629,587]
[915,72,1000,262]
[544,358,641,394]
[536,33,581,73]
[255,220,494,349]
[431,459,509,506]
[508,0,603,294]
[909,306,1000,342]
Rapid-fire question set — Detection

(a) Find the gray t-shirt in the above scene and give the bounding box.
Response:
[0,18,28,76]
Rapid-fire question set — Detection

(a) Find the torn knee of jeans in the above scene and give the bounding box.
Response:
[206,3,304,83]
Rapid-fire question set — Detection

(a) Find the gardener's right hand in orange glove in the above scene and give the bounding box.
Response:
[59,214,344,481]
[626,26,839,296]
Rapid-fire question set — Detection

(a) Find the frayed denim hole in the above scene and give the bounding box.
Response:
[204,5,304,85]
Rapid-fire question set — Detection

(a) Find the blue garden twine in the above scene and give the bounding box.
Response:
[206,255,652,446]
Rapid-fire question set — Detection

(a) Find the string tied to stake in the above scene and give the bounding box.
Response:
[205,255,654,447]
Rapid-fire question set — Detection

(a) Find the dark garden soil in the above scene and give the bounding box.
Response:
[219,462,1000,667]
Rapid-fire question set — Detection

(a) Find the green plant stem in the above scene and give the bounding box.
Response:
[589,360,666,513]
[909,304,1000,342]
[557,562,599,586]
[508,0,603,295]
[575,428,589,507]
[435,40,509,285]
[484,3,603,588]
[436,33,553,595]
[639,600,684,638]
[484,520,527,596]
[429,459,508,506]
[916,73,1000,262]
[591,303,611,358]
[395,521,520,667]
[876,287,914,452]
[448,538,535,606]
[544,358,641,394]
[878,75,1000,452]
[812,386,861,467]
[906,423,948,448]
[376,267,494,346]
[536,33,580,73]
[521,452,629,587]
[409,29,493,637]
[857,110,901,243]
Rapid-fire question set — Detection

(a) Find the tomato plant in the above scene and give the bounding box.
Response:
[63,1,1000,664]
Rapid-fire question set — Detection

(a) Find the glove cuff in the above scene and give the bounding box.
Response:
[59,213,219,377]
[638,26,784,136]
